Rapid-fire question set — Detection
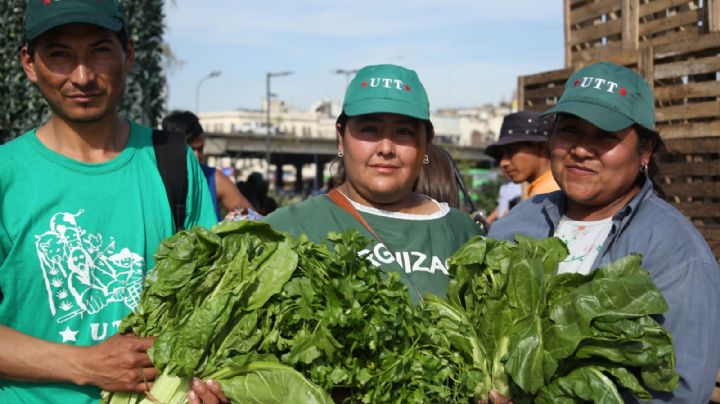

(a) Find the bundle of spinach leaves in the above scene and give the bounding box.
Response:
[102,221,678,404]
[424,235,678,403]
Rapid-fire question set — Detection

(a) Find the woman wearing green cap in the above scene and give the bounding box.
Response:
[489,62,720,403]
[264,64,482,303]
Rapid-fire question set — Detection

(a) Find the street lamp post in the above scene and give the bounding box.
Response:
[265,70,294,181]
[333,68,357,89]
[195,70,221,113]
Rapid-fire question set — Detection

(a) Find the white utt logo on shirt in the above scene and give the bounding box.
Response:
[34,210,145,327]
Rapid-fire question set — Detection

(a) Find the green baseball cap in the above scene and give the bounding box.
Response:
[542,62,655,132]
[343,64,430,121]
[25,0,128,42]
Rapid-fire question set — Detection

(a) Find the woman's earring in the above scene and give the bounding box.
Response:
[423,154,429,165]
[337,149,344,158]
[640,162,648,175]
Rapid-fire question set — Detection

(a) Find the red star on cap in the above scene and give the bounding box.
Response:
[404,84,411,91]
[361,81,368,88]
[44,0,52,4]
[619,87,627,97]
[573,80,580,87]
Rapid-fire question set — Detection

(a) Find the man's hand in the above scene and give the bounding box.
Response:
[75,333,158,392]
[189,378,229,404]
[478,390,513,404]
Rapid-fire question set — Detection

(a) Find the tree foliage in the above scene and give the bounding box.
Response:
[0,0,166,144]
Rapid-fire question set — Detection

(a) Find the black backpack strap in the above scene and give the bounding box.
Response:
[152,129,188,231]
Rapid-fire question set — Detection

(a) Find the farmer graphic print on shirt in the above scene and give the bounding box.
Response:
[34,210,144,338]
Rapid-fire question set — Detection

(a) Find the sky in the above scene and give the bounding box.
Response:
[164,1,565,114]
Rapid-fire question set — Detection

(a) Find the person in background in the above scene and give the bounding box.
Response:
[237,171,277,215]
[489,61,720,403]
[485,111,559,199]
[0,1,220,403]
[485,175,522,224]
[415,143,460,209]
[161,110,252,220]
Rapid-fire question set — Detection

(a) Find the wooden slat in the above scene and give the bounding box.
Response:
[647,26,704,48]
[672,202,720,218]
[639,46,655,85]
[656,100,720,121]
[523,85,566,100]
[663,182,720,198]
[654,55,720,80]
[570,0,622,24]
[565,0,573,67]
[706,0,720,32]
[521,68,573,86]
[523,104,553,113]
[571,41,626,63]
[700,226,720,242]
[639,0,697,18]
[654,81,720,102]
[623,0,640,50]
[659,121,720,139]
[665,137,720,153]
[639,8,703,36]
[571,18,623,45]
[653,31,720,59]
[712,245,720,264]
[517,75,526,116]
[658,161,720,176]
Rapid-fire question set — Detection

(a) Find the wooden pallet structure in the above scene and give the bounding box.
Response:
[518,0,720,266]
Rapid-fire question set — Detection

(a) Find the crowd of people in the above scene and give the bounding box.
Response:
[1,1,719,404]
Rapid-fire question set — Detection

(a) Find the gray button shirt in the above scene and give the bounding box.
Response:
[488,179,720,403]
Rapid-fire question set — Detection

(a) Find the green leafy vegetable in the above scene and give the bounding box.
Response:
[427,235,678,403]
[102,223,677,404]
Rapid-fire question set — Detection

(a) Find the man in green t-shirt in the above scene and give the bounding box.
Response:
[0,2,219,403]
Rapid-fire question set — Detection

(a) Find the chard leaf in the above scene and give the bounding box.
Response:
[535,366,624,404]
[243,240,298,311]
[216,361,333,404]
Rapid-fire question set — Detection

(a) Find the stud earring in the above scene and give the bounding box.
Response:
[640,162,648,175]
[423,154,429,165]
[337,149,344,158]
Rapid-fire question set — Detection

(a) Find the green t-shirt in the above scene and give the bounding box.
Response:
[0,121,217,403]
[263,194,482,301]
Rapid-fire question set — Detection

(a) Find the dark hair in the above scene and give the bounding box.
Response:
[161,110,204,143]
[415,144,460,208]
[331,111,435,185]
[26,29,130,59]
[635,125,667,200]
[237,171,270,213]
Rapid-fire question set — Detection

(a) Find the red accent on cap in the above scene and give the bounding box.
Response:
[404,84,411,91]
[361,81,367,88]
[44,0,52,4]
[573,80,580,87]
[619,87,627,97]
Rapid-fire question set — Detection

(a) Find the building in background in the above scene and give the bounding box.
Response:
[199,99,512,144]
[197,99,511,192]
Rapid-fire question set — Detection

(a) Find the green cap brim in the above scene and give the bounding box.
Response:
[542,100,634,132]
[27,12,124,42]
[344,98,429,121]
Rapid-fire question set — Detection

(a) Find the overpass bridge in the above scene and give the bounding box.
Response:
[203,131,493,191]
